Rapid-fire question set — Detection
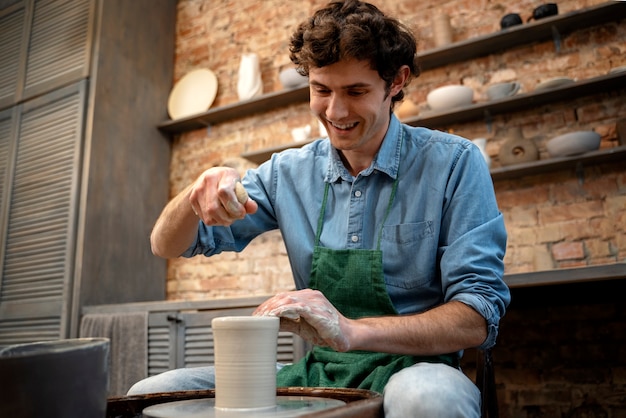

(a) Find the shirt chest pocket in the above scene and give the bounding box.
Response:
[381,221,436,289]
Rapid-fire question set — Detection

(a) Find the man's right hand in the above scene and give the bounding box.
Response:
[189,167,257,226]
[150,167,257,258]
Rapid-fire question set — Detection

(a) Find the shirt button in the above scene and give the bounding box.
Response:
[354,190,362,197]
[351,235,359,242]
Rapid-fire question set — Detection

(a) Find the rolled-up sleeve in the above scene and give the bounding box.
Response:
[438,143,510,350]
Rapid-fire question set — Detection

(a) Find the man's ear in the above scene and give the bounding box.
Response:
[390,65,411,96]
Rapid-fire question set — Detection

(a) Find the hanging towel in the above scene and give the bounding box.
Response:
[80,312,148,397]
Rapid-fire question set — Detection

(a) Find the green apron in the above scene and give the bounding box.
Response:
[277,136,458,394]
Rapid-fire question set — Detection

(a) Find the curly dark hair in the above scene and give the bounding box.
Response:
[289,0,420,105]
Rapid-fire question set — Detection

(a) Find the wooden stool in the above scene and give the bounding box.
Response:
[476,348,499,418]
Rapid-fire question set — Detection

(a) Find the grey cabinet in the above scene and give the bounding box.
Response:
[0,81,87,343]
[0,0,175,346]
[81,298,309,387]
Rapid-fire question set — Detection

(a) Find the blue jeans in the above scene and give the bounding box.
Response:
[127,362,480,417]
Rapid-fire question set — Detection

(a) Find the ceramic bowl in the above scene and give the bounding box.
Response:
[534,77,575,91]
[279,68,308,89]
[609,65,626,74]
[546,131,601,157]
[427,85,474,111]
[486,82,521,101]
[394,99,420,120]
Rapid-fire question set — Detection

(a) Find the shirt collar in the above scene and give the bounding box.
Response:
[325,115,402,183]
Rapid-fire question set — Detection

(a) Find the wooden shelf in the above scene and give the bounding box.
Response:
[504,263,626,288]
[240,72,626,168]
[243,141,625,183]
[416,1,626,71]
[158,86,310,134]
[490,145,626,181]
[404,72,626,129]
[157,1,625,135]
[241,140,313,165]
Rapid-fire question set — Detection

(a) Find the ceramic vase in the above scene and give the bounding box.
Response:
[497,127,539,166]
[212,316,279,410]
[432,14,453,47]
[237,53,263,101]
[472,138,491,168]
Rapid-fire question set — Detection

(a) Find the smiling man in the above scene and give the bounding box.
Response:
[130,1,510,416]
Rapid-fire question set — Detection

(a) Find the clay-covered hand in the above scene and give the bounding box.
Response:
[188,167,257,225]
[253,289,350,352]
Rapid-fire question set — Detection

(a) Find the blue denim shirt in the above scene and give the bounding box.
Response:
[184,116,510,349]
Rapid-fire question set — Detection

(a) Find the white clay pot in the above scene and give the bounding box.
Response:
[212,316,279,410]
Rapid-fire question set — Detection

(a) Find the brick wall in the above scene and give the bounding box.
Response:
[163,1,626,416]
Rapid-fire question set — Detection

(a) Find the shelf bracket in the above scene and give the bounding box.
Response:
[551,25,562,53]
[483,109,493,133]
[575,161,585,185]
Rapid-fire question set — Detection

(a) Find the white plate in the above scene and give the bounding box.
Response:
[534,77,575,91]
[168,69,218,119]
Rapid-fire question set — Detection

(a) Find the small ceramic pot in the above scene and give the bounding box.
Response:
[528,3,558,22]
[472,138,492,168]
[617,119,626,146]
[498,127,539,166]
[432,13,454,47]
[279,68,308,89]
[394,99,420,120]
[486,82,521,101]
[291,124,311,142]
[500,13,523,29]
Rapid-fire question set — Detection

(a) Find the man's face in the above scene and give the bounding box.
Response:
[309,59,396,161]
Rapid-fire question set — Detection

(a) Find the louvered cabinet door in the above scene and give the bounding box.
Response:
[147,308,308,376]
[0,2,27,109]
[22,0,93,101]
[0,81,86,346]
[0,108,17,213]
[147,311,177,377]
[0,0,93,109]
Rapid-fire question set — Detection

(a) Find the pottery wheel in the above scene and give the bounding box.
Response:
[142,396,346,418]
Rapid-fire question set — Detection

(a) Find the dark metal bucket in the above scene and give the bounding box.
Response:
[0,338,110,418]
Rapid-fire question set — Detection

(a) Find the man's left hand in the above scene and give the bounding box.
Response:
[253,289,350,352]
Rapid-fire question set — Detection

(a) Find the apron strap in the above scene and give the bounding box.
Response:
[316,129,405,250]
[376,173,399,250]
[314,182,331,246]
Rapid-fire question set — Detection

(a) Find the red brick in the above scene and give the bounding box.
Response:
[539,201,604,224]
[551,241,585,261]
